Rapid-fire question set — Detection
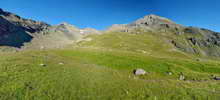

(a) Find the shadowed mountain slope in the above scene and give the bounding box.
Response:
[0,16,33,47]
[0,8,49,48]
[0,8,99,49]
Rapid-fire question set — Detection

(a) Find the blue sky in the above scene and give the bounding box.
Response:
[0,0,220,31]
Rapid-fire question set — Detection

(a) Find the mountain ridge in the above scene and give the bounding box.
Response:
[1,8,220,58]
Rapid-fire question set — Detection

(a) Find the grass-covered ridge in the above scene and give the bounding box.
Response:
[0,48,220,100]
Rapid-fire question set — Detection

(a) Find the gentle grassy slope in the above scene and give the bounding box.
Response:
[78,31,220,60]
[1,31,220,100]
[0,48,220,100]
[78,32,191,58]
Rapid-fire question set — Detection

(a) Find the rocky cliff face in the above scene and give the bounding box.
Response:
[0,8,49,48]
[0,8,49,33]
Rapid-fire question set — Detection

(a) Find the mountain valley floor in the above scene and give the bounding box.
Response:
[0,47,220,100]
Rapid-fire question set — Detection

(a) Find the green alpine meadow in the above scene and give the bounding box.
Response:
[0,5,220,100]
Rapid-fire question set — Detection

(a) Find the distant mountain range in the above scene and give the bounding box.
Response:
[0,8,220,58]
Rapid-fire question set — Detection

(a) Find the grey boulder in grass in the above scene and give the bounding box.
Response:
[133,68,146,75]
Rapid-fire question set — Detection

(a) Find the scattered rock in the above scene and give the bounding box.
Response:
[40,63,46,67]
[133,68,146,75]
[171,40,183,49]
[40,46,45,50]
[167,72,173,75]
[125,91,129,95]
[124,89,129,95]
[179,72,185,80]
[141,50,147,54]
[188,37,197,45]
[59,62,64,65]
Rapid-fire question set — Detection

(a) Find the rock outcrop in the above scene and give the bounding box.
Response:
[0,8,49,48]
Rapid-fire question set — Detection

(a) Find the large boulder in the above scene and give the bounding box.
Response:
[213,76,220,80]
[133,68,146,75]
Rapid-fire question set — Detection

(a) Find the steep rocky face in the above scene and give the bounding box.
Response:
[0,15,33,47]
[0,8,49,33]
[0,8,3,14]
[0,8,49,48]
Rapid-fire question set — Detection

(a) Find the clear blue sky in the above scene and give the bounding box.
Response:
[0,0,220,31]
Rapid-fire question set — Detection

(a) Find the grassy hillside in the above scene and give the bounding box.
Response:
[78,31,190,58]
[1,8,220,100]
[0,31,220,100]
[0,48,220,100]
[79,30,220,59]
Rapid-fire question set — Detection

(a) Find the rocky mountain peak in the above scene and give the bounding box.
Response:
[143,14,163,20]
[0,8,19,19]
[131,14,177,27]
[59,22,72,26]
[55,22,79,32]
[106,14,182,33]
[143,14,172,21]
